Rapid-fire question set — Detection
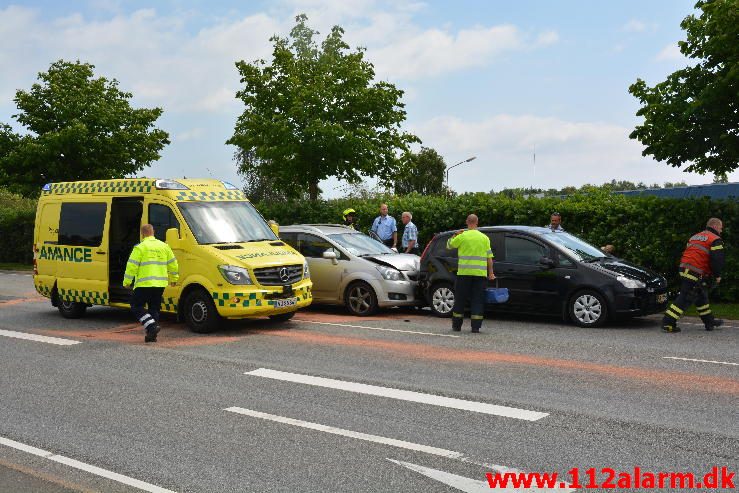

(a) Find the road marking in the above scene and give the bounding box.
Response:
[294,319,461,337]
[0,329,80,346]
[389,459,574,493]
[225,407,465,459]
[678,321,739,329]
[0,436,177,493]
[664,356,739,366]
[245,368,548,421]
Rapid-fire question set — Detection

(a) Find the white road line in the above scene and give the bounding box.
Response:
[0,329,80,346]
[0,436,177,493]
[294,319,461,338]
[225,407,464,459]
[664,356,739,366]
[678,321,739,329]
[245,368,548,421]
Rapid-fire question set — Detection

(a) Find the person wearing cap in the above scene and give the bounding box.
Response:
[342,208,357,229]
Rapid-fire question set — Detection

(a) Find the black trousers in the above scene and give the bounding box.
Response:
[452,275,486,331]
[131,287,164,335]
[662,277,714,329]
[382,238,394,248]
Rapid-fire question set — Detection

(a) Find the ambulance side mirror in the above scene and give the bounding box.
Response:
[268,221,279,237]
[166,228,182,249]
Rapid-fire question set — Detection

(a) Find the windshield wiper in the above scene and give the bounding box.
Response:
[244,238,273,243]
[583,257,604,263]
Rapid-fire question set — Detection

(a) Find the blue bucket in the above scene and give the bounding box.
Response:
[485,287,509,304]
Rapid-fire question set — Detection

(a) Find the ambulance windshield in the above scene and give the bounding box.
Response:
[178,201,277,244]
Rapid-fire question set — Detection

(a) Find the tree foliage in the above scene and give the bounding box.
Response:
[393,147,447,195]
[228,15,419,200]
[235,149,310,202]
[491,179,689,198]
[629,0,738,175]
[0,60,169,196]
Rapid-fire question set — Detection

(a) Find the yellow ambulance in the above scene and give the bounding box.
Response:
[33,178,312,332]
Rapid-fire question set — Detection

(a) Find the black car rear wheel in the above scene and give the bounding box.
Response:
[569,289,608,327]
[429,282,455,318]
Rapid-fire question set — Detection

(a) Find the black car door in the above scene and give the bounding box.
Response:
[495,234,559,312]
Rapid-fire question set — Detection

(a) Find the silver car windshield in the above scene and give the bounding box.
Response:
[177,201,277,244]
[328,233,395,256]
[541,231,606,261]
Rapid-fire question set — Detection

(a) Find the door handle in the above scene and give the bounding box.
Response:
[96,251,106,255]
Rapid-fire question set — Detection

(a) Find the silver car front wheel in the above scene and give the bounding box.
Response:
[345,281,378,316]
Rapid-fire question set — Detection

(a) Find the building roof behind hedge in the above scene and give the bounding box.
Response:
[616,183,739,200]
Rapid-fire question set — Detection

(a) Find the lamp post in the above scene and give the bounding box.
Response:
[445,156,476,193]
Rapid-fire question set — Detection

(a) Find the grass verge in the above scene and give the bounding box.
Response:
[0,263,33,271]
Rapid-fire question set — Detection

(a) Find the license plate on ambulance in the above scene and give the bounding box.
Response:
[656,293,668,304]
[274,297,298,308]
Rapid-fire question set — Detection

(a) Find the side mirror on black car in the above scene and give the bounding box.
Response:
[539,256,556,268]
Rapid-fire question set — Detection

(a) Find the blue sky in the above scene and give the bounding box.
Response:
[1,0,726,197]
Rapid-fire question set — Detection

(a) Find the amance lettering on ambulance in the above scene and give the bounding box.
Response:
[236,250,299,260]
[39,246,93,263]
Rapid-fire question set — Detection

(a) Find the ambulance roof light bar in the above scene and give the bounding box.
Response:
[155,179,189,190]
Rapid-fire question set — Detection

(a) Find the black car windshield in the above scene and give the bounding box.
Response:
[328,233,395,256]
[542,231,606,261]
[177,201,277,244]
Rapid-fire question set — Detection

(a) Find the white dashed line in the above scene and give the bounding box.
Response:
[245,368,548,421]
[0,436,177,493]
[0,329,80,346]
[664,356,738,366]
[294,319,461,337]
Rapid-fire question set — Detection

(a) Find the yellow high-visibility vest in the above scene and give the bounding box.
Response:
[447,229,493,277]
[123,236,179,288]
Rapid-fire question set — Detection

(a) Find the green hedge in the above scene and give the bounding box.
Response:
[0,188,36,265]
[2,189,737,300]
[257,192,739,301]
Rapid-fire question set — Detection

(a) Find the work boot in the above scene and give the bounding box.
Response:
[706,319,724,331]
[144,324,160,343]
[662,325,681,333]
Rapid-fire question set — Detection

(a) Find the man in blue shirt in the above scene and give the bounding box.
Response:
[401,211,419,254]
[371,203,397,249]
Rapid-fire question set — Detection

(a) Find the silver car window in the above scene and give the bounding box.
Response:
[328,233,394,256]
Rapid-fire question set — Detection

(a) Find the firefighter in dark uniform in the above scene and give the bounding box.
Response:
[662,217,725,333]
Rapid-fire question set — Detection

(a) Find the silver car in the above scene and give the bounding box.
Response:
[279,224,420,316]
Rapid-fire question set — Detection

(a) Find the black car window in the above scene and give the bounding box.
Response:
[505,236,548,265]
[59,202,107,247]
[148,204,179,242]
[299,233,335,258]
[485,231,504,261]
[556,251,575,267]
[432,235,457,258]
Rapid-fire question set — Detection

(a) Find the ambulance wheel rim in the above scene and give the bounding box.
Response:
[61,300,75,310]
[191,301,207,323]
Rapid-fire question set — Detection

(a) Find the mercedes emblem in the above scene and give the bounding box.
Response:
[279,267,290,283]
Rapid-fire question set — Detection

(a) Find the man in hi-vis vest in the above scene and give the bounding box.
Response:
[662,218,725,333]
[123,224,179,342]
[447,214,495,333]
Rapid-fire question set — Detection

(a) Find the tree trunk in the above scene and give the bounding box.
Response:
[309,180,319,201]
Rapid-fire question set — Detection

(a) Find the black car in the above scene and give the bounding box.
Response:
[418,226,669,327]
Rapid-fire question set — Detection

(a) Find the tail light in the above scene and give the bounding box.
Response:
[420,234,435,262]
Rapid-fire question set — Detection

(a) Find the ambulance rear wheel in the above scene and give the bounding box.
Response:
[184,290,221,333]
[58,300,87,319]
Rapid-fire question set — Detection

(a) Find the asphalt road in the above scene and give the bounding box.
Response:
[0,271,737,492]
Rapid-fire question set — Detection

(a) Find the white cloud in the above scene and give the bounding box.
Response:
[535,30,559,47]
[409,114,712,192]
[621,19,658,33]
[655,43,684,62]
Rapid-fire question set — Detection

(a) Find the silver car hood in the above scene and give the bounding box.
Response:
[363,254,419,272]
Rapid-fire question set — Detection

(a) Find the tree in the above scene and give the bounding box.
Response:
[0,60,169,196]
[235,149,310,202]
[227,15,419,201]
[393,147,447,195]
[629,0,738,175]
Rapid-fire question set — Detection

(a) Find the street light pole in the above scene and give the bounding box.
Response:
[445,156,477,193]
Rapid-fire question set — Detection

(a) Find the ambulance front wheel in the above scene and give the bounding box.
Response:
[184,289,221,333]
[58,300,87,319]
